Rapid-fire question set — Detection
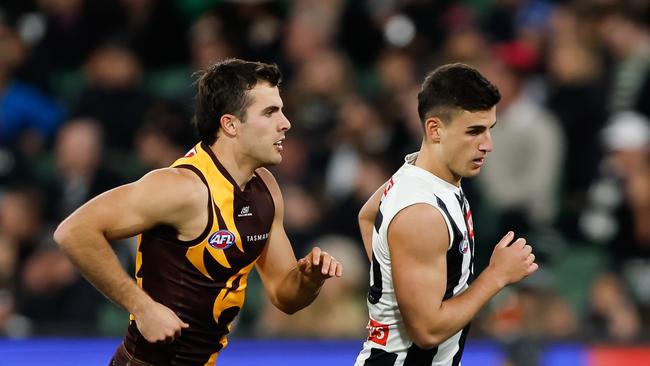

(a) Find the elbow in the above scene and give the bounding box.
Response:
[274,301,301,315]
[409,327,445,350]
[278,306,299,315]
[267,292,301,315]
[411,333,444,350]
[357,211,365,226]
[53,222,69,248]
[53,219,76,252]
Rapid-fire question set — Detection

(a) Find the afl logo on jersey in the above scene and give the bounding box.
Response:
[208,230,236,250]
[459,232,470,254]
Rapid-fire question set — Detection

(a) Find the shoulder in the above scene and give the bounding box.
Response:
[382,173,440,210]
[136,167,207,208]
[388,203,449,254]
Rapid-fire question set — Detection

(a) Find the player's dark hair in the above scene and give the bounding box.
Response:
[417,63,500,124]
[193,58,282,145]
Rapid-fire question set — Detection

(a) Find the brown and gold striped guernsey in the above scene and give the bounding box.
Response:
[123,142,275,366]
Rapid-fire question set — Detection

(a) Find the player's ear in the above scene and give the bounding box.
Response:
[219,114,238,137]
[424,117,442,143]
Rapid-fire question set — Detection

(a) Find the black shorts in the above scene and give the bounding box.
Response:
[109,343,154,366]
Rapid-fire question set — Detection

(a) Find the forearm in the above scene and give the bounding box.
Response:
[54,225,152,314]
[272,267,323,314]
[359,219,374,261]
[359,185,384,261]
[422,268,503,345]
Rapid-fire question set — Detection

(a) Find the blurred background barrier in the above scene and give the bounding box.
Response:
[1,339,649,366]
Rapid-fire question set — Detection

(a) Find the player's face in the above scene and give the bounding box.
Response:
[238,83,291,166]
[440,107,496,180]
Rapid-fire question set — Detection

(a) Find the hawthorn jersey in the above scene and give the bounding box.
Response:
[123,142,275,365]
[355,153,475,366]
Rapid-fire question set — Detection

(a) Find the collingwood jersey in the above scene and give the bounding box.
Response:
[123,142,275,365]
[355,153,475,366]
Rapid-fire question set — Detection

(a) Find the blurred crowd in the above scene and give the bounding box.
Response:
[0,0,649,361]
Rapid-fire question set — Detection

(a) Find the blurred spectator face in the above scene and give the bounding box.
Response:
[543,294,578,338]
[442,28,487,64]
[479,58,518,107]
[548,40,599,84]
[353,158,389,199]
[190,15,233,70]
[599,13,643,59]
[0,26,26,76]
[55,119,103,177]
[298,50,350,96]
[377,51,416,92]
[338,96,374,136]
[85,45,141,89]
[135,104,191,169]
[270,138,309,183]
[0,190,41,242]
[38,0,83,17]
[135,131,169,168]
[283,0,340,65]
[283,185,320,232]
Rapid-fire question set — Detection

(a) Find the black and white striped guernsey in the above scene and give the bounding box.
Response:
[355,152,475,366]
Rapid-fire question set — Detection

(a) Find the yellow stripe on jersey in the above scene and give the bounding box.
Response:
[207,165,245,253]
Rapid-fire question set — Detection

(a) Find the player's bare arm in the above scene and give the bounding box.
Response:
[53,168,207,342]
[358,183,386,261]
[389,204,538,349]
[255,168,342,314]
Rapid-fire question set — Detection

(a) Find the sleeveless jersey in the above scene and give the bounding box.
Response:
[355,153,475,366]
[123,142,275,365]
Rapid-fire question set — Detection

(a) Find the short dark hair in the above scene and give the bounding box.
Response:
[193,58,282,145]
[417,63,500,124]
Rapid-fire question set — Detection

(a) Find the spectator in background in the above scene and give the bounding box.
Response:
[585,272,641,341]
[0,24,65,152]
[75,39,152,151]
[582,112,650,330]
[477,42,565,242]
[258,236,367,338]
[135,103,193,171]
[118,0,189,69]
[595,1,650,117]
[17,0,124,89]
[13,119,123,335]
[284,49,355,187]
[46,118,122,222]
[546,7,607,238]
[189,14,234,72]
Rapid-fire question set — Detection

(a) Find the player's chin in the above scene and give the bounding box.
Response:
[265,155,283,166]
[464,167,482,177]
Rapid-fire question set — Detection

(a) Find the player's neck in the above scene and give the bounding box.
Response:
[211,140,256,190]
[415,142,462,187]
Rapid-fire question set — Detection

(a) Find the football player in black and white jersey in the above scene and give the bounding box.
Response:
[354,63,538,366]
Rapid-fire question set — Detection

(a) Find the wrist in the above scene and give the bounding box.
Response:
[128,292,153,316]
[300,272,325,291]
[482,266,507,290]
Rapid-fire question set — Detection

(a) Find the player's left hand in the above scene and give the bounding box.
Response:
[297,246,343,286]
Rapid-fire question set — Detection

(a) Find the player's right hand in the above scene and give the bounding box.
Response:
[487,231,538,287]
[134,300,189,343]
